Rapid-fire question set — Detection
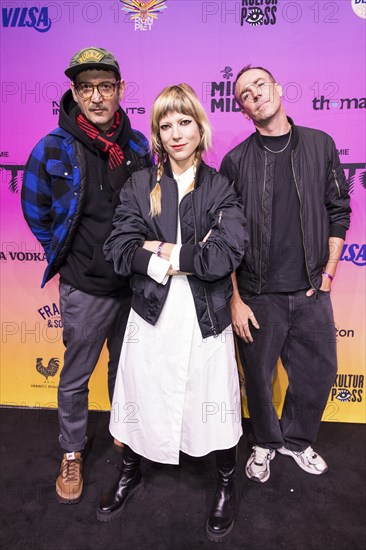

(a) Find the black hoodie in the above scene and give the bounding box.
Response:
[58,90,139,296]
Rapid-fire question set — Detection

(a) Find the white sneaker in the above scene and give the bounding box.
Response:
[277,446,328,475]
[245,446,276,483]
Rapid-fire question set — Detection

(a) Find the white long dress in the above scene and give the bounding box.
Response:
[110,167,242,464]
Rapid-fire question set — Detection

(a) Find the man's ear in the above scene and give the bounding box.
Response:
[118,80,126,101]
[275,82,283,98]
[70,82,79,104]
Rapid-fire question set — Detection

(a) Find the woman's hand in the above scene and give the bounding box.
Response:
[143,240,175,261]
[142,240,159,253]
[168,268,193,276]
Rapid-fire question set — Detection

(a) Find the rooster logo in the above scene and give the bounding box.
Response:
[121,0,167,23]
[36,357,60,381]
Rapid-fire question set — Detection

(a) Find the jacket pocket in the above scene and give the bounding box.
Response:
[210,277,233,311]
[46,160,73,178]
[47,160,75,208]
[130,273,147,296]
[84,245,113,279]
[331,165,348,197]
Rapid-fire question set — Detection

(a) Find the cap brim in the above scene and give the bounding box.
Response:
[65,62,121,80]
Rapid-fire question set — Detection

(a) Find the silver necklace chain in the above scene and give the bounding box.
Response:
[263,127,293,154]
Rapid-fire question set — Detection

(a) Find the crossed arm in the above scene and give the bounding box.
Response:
[142,240,191,276]
[142,231,212,277]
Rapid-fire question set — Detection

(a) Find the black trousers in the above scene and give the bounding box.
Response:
[58,283,131,452]
[236,290,338,451]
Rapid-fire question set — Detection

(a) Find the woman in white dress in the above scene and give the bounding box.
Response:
[98,84,248,541]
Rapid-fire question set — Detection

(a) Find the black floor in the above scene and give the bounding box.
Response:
[1,408,365,550]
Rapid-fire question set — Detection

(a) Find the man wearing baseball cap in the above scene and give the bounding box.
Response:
[22,47,152,504]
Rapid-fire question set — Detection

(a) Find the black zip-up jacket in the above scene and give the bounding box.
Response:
[104,161,248,338]
[220,118,351,295]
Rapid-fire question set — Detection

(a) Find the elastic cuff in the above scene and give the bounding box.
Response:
[329,224,346,240]
[179,244,196,273]
[131,247,154,275]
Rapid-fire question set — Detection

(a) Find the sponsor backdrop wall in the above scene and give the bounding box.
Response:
[0,0,365,422]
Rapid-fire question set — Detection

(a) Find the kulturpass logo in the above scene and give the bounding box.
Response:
[240,0,278,27]
[120,0,167,31]
[1,6,51,32]
[330,374,364,403]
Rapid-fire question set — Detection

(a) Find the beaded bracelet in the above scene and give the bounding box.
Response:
[322,271,334,282]
[157,241,165,258]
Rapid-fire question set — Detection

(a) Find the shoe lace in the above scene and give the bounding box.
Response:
[61,458,82,482]
[301,446,317,459]
[253,446,271,462]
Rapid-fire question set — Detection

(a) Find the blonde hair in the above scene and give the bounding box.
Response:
[149,84,212,217]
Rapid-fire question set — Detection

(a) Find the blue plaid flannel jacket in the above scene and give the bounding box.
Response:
[21,126,152,287]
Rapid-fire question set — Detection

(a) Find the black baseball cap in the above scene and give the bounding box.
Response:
[65,47,121,80]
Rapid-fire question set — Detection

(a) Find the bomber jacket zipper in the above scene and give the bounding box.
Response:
[258,153,268,293]
[332,169,341,197]
[190,191,217,337]
[190,191,198,245]
[291,152,314,290]
[218,210,223,229]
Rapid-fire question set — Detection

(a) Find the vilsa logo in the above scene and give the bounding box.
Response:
[2,6,52,32]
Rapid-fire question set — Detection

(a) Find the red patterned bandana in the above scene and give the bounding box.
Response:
[76,111,125,170]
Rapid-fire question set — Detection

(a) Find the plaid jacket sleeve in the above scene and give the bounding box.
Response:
[21,137,53,256]
[129,129,154,167]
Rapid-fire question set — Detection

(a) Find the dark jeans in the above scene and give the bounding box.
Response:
[236,290,337,451]
[58,282,131,452]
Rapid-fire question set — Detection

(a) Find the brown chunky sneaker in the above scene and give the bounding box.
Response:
[56,452,83,504]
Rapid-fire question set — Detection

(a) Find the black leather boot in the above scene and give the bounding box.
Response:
[97,445,143,522]
[206,446,236,542]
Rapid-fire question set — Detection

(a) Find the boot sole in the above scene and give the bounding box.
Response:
[96,479,144,522]
[56,483,83,504]
[206,518,234,543]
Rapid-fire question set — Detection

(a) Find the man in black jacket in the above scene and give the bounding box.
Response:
[22,47,152,503]
[220,65,351,483]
